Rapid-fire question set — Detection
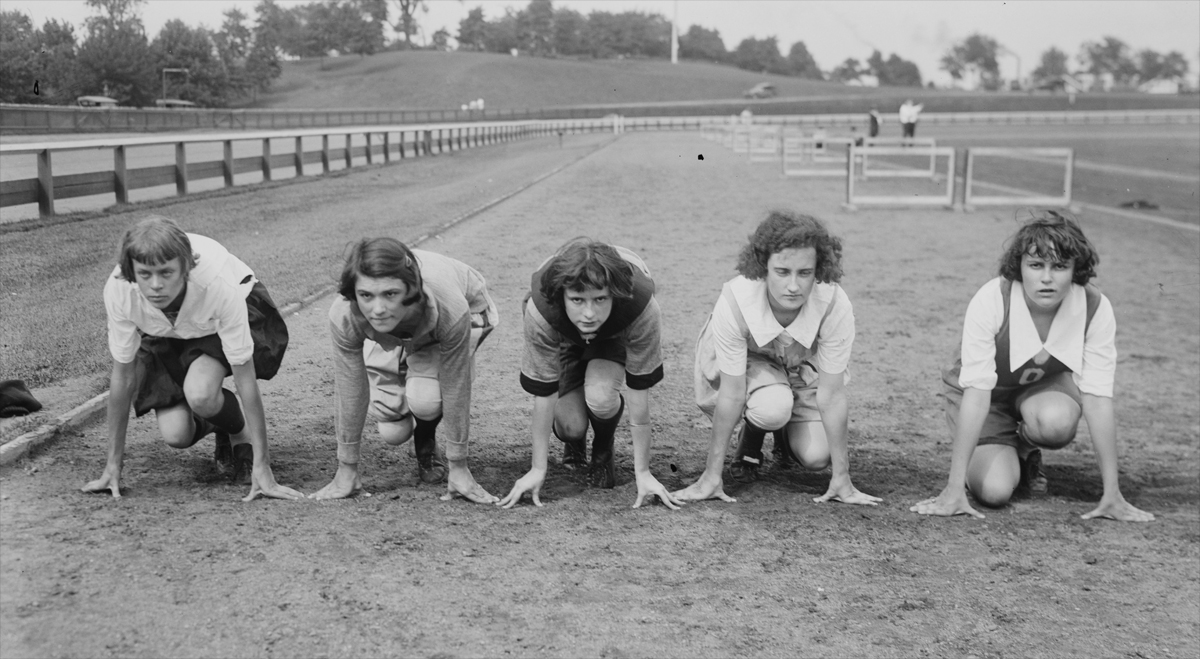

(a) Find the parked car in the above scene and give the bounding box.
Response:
[155,98,197,109]
[743,82,777,99]
[76,95,118,108]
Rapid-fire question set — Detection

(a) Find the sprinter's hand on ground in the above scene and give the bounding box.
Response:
[910,486,984,519]
[671,474,736,503]
[81,465,122,499]
[814,475,881,506]
[633,472,682,510]
[498,468,545,509]
[1082,494,1155,523]
[243,465,305,502]
[442,463,499,504]
[309,463,363,500]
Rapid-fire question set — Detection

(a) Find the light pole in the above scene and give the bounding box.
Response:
[162,68,188,102]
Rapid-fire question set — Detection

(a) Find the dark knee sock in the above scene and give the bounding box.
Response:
[586,396,624,458]
[414,415,442,457]
[199,389,245,435]
[739,419,769,459]
[187,416,216,448]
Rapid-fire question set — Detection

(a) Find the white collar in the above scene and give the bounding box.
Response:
[1008,282,1086,373]
[729,277,835,349]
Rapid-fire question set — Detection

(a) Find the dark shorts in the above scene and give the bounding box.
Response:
[132,282,289,416]
[941,371,1082,449]
[558,338,626,396]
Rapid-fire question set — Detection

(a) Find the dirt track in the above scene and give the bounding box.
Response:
[2,132,1198,658]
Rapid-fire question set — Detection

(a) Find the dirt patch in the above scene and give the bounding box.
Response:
[2,132,1197,658]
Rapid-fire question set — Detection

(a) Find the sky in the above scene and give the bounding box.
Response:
[4,0,1199,87]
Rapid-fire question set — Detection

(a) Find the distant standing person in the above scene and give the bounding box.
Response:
[312,238,499,503]
[868,108,883,138]
[673,211,880,507]
[83,216,301,502]
[911,211,1154,522]
[499,238,680,510]
[899,99,923,139]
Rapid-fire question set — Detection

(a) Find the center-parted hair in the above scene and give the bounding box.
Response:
[339,237,425,306]
[116,215,196,281]
[735,210,844,282]
[539,237,635,305]
[998,210,1099,285]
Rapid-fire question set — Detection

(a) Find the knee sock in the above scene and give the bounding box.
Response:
[736,419,768,463]
[414,415,442,458]
[200,389,246,436]
[586,395,625,460]
[187,416,216,448]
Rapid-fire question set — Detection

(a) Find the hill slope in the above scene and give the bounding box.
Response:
[243,50,876,110]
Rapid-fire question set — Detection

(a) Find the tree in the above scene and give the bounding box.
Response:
[583,11,670,59]
[482,8,518,54]
[1031,47,1069,87]
[430,27,450,51]
[940,33,1001,90]
[1136,48,1189,82]
[869,50,921,87]
[457,7,487,51]
[829,57,864,83]
[551,7,586,56]
[785,41,822,80]
[732,36,787,75]
[678,25,726,63]
[245,0,289,93]
[77,0,157,106]
[517,0,554,55]
[393,0,426,48]
[1078,36,1137,85]
[152,19,228,106]
[35,19,82,104]
[0,10,40,103]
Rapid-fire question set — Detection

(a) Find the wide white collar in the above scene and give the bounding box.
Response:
[1008,282,1086,373]
[729,277,835,349]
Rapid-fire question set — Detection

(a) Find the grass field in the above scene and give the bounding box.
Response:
[1,128,1197,658]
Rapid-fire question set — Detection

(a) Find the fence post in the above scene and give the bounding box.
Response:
[321,134,330,173]
[223,140,234,187]
[175,142,189,196]
[114,145,129,204]
[399,130,406,159]
[294,136,304,176]
[344,134,352,168]
[36,148,54,217]
[383,132,391,163]
[365,132,373,165]
[261,138,272,182]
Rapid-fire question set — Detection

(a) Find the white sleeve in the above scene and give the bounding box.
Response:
[813,290,854,375]
[958,280,1004,391]
[1077,295,1116,398]
[711,295,748,377]
[104,275,140,364]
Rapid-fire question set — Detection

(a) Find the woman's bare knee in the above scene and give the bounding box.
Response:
[378,418,414,445]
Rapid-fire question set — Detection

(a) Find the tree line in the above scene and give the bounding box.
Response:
[0,0,1190,108]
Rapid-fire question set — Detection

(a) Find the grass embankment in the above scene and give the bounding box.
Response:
[242,49,1199,115]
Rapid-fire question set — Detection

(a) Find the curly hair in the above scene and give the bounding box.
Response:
[338,237,425,307]
[538,237,635,305]
[997,210,1098,285]
[116,215,196,281]
[735,210,844,282]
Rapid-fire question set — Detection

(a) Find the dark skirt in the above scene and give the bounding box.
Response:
[132,282,288,417]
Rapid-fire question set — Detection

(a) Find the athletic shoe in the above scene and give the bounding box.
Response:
[588,447,616,489]
[231,443,253,486]
[213,430,233,473]
[1019,448,1048,494]
[561,438,588,470]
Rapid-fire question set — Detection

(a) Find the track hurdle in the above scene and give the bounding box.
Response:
[731,125,751,153]
[748,126,781,162]
[781,135,853,177]
[964,147,1074,210]
[843,144,956,210]
[859,137,938,179]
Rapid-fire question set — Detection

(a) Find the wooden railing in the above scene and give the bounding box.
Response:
[0,118,617,218]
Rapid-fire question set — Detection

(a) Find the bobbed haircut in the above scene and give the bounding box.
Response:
[735,210,844,283]
[338,237,425,306]
[998,210,1098,285]
[539,237,635,305]
[117,215,196,281]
